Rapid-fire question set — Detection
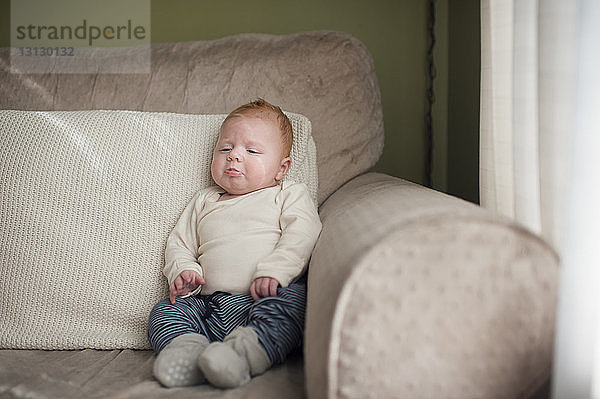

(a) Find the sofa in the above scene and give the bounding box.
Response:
[0,31,558,399]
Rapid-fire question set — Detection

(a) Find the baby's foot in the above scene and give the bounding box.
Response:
[198,327,271,389]
[198,341,251,388]
[153,333,209,387]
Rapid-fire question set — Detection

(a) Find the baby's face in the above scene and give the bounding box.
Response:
[211,116,290,196]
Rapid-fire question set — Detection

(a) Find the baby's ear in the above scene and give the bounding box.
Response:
[275,157,291,181]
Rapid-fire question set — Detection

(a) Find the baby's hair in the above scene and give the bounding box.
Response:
[221,98,293,158]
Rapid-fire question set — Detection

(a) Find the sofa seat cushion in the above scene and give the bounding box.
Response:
[0,349,304,398]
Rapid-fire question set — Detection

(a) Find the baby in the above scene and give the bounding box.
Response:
[147,99,322,389]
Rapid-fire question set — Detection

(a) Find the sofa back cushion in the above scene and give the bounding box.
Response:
[0,109,316,349]
[0,31,384,204]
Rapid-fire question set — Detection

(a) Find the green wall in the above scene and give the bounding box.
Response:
[430,0,480,203]
[0,0,481,203]
[447,0,480,204]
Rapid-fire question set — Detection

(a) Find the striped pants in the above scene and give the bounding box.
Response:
[147,282,306,365]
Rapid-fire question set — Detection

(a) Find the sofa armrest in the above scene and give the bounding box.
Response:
[304,172,558,399]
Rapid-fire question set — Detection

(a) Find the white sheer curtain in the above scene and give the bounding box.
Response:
[479,0,576,251]
[480,0,600,398]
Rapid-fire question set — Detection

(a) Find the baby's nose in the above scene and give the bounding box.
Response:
[228,148,242,161]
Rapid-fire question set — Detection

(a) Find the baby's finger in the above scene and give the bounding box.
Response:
[187,272,196,284]
[174,277,184,291]
[269,279,278,297]
[260,278,271,297]
[169,284,177,304]
[250,281,259,301]
[195,274,206,286]
[181,272,191,284]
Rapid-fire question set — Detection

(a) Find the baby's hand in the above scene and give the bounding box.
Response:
[250,277,279,301]
[169,270,206,304]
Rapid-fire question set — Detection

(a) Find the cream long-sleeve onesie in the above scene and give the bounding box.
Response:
[164,181,322,296]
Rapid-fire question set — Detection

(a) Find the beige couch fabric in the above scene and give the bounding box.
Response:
[0,31,384,205]
[306,173,558,399]
[0,349,304,398]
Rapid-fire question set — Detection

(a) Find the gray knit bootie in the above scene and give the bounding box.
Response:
[198,327,272,389]
[153,333,210,387]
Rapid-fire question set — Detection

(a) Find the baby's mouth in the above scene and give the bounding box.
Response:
[225,168,242,176]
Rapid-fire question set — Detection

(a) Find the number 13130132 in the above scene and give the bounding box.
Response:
[18,47,75,56]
